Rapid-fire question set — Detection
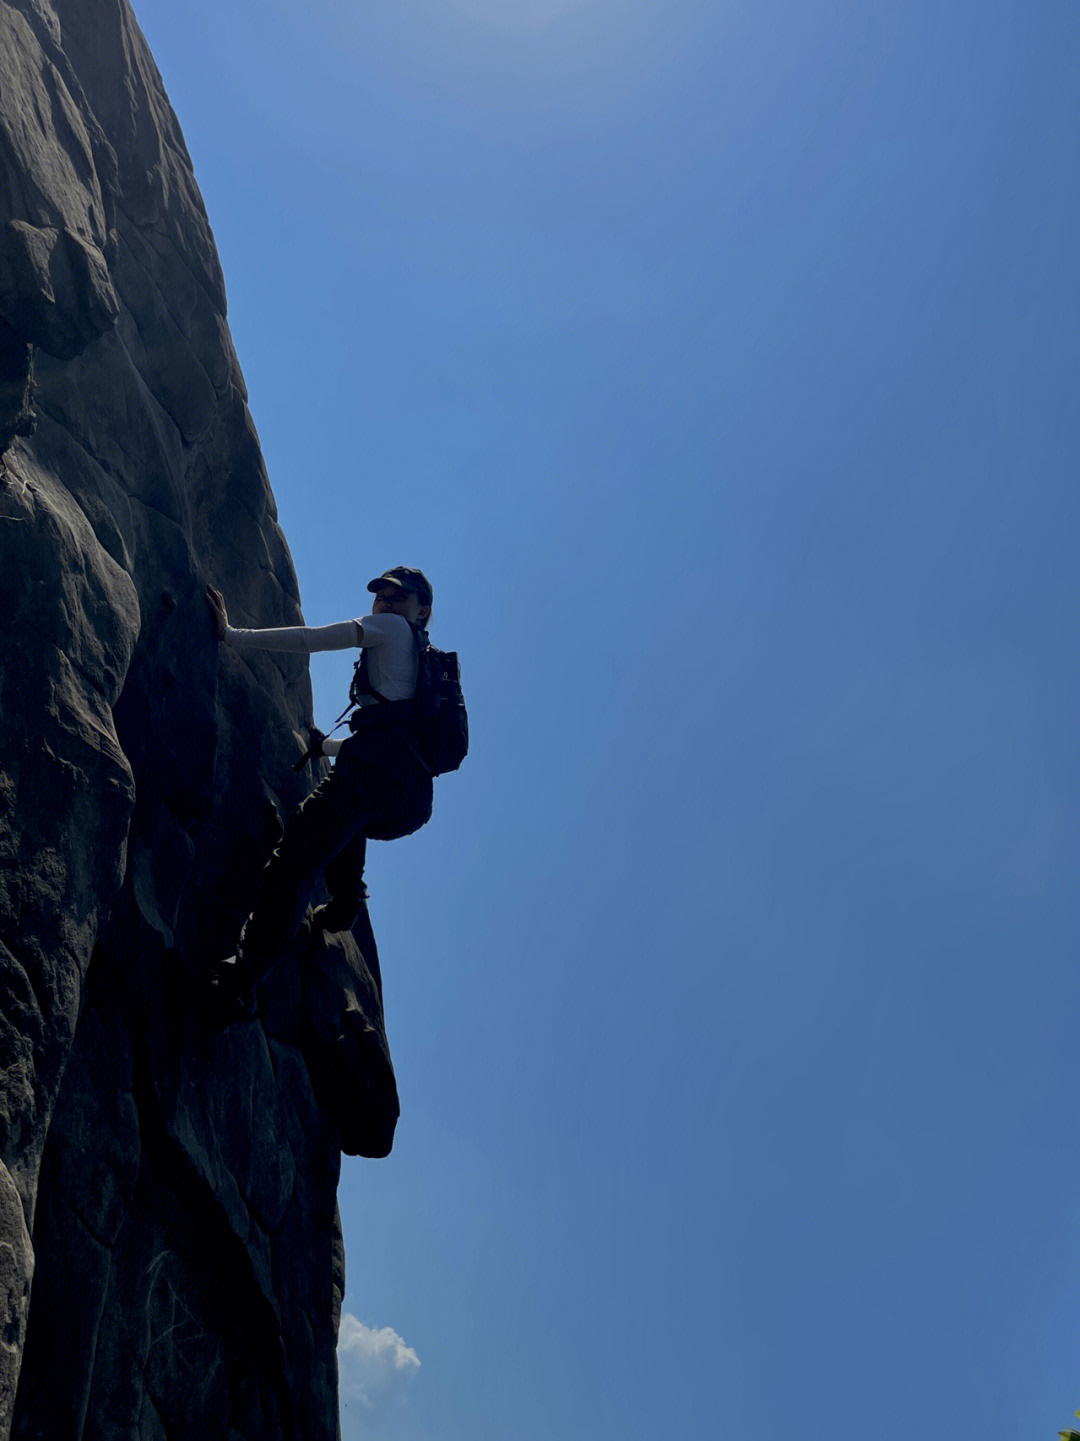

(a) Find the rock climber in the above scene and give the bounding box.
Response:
[202,566,437,1022]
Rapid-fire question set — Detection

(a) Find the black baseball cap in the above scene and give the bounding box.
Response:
[366,567,433,606]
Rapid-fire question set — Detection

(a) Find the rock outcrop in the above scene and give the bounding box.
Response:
[0,3,398,1436]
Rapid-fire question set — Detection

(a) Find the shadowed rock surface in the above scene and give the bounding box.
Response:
[0,3,398,1436]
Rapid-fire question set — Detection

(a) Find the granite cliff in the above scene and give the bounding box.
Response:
[0,2,398,1436]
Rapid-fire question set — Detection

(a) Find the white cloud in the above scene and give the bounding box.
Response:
[338,1314,421,1421]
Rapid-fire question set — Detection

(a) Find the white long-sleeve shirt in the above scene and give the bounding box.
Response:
[224,612,419,757]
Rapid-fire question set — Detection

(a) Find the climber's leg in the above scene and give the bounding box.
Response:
[238,763,372,982]
[317,833,368,933]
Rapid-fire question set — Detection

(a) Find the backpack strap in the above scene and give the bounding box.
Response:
[345,620,427,715]
[334,643,381,727]
[355,645,388,704]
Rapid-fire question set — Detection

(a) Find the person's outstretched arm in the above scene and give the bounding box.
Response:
[206,586,361,653]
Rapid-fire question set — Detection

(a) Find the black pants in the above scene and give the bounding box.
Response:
[239,724,433,981]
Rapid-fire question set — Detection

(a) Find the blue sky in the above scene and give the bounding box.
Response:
[132,3,1078,1437]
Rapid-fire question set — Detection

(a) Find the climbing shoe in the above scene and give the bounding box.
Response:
[310,884,369,935]
[203,955,257,1026]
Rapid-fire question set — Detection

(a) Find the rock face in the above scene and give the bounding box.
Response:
[0,3,398,1436]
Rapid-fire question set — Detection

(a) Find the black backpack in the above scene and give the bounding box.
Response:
[344,622,468,777]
